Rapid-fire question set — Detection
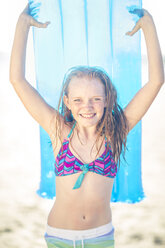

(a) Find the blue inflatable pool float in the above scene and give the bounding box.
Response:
[28,0,145,203]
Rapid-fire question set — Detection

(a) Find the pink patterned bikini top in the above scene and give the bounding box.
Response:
[54,122,117,189]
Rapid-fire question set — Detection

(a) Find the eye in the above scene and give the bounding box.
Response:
[94,98,101,101]
[73,99,81,102]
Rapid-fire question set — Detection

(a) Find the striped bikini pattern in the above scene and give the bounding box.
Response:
[54,139,117,178]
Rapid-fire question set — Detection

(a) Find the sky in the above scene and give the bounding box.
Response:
[0,0,165,56]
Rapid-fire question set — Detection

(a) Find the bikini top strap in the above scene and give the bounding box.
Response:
[105,136,107,147]
[67,121,76,139]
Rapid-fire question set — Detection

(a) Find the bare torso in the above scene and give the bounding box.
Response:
[47,123,114,230]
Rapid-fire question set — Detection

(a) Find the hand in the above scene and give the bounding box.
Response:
[19,4,50,28]
[126,8,153,36]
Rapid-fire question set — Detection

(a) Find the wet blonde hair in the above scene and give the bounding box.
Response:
[52,66,128,164]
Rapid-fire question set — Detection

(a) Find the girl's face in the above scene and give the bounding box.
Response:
[63,76,106,127]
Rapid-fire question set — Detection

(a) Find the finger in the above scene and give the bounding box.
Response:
[38,21,50,28]
[125,21,141,36]
[31,18,50,28]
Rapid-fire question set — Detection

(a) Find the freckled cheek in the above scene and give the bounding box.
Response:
[96,105,105,118]
[94,103,105,111]
[70,104,81,115]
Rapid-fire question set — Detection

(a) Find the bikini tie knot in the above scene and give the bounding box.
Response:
[72,164,90,190]
[80,164,90,173]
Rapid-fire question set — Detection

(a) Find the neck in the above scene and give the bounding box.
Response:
[75,122,99,141]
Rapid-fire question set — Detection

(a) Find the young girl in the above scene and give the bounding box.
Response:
[10,4,164,248]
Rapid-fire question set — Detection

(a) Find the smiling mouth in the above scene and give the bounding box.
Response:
[79,113,96,119]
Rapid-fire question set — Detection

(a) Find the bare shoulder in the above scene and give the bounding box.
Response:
[49,112,72,141]
[61,120,72,140]
[49,114,73,158]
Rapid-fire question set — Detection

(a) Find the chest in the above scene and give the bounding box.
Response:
[68,139,106,164]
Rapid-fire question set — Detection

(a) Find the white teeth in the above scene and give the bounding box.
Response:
[80,114,95,118]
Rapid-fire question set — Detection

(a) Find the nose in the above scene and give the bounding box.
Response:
[82,102,94,112]
[83,99,93,108]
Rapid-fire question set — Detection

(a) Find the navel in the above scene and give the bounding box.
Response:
[82,215,86,220]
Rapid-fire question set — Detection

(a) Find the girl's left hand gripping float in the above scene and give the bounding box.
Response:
[126,8,153,36]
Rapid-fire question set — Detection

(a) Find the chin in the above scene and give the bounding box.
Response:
[77,117,101,127]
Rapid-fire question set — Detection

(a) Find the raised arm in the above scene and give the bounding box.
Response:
[124,9,164,132]
[9,5,59,137]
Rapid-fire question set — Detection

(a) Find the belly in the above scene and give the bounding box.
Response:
[47,172,114,230]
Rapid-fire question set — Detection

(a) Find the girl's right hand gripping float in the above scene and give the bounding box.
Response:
[19,4,50,28]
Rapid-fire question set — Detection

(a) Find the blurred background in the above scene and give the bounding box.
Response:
[0,0,165,247]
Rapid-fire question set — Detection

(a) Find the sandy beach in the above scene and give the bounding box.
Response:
[0,51,165,248]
